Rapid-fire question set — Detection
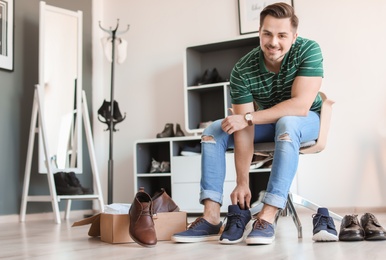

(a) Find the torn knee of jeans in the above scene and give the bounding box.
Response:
[277,132,292,142]
[201,135,216,143]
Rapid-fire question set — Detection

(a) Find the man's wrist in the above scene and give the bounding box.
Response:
[244,112,253,126]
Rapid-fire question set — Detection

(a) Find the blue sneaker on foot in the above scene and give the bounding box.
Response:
[245,218,275,245]
[312,207,338,242]
[171,217,222,243]
[220,205,252,244]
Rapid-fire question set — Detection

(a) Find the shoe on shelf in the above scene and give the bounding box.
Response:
[159,161,170,173]
[53,172,83,195]
[156,123,174,138]
[245,217,275,245]
[338,214,365,241]
[312,207,338,242]
[171,217,222,243]
[175,123,185,137]
[149,158,161,173]
[360,213,386,241]
[196,68,225,85]
[66,172,93,194]
[219,204,252,244]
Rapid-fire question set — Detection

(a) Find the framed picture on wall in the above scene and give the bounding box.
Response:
[0,0,14,71]
[238,0,293,35]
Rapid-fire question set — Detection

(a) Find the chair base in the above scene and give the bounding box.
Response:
[250,191,343,238]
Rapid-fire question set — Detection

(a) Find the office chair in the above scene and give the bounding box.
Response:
[249,92,342,238]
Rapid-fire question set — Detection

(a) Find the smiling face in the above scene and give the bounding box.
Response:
[260,15,298,68]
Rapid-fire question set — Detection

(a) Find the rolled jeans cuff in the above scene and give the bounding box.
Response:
[199,189,223,206]
[262,192,287,209]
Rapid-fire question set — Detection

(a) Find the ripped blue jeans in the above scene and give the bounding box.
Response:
[199,111,320,209]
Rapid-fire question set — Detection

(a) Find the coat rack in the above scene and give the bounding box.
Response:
[99,19,130,204]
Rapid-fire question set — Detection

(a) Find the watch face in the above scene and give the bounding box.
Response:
[245,113,253,126]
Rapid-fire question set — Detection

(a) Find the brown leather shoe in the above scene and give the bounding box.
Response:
[360,213,386,240]
[152,188,180,213]
[129,188,157,247]
[338,214,364,241]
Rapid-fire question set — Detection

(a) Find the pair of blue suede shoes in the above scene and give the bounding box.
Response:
[172,204,275,245]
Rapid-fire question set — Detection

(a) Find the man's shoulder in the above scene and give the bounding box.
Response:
[294,36,321,50]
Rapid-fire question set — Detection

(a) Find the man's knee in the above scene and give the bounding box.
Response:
[201,135,216,143]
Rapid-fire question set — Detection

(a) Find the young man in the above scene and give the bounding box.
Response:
[172,2,323,245]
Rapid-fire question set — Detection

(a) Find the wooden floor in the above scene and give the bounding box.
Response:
[1,209,386,260]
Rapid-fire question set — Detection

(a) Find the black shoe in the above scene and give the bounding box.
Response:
[97,100,126,131]
[210,68,225,83]
[156,123,174,138]
[53,172,83,195]
[112,100,125,121]
[66,172,93,194]
[196,68,225,85]
[338,214,365,241]
[360,213,386,240]
[97,100,111,120]
[196,69,210,85]
[175,124,185,137]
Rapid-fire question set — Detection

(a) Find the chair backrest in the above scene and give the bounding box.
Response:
[253,91,334,154]
[300,91,334,154]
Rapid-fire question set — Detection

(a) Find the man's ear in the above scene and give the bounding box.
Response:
[292,32,298,44]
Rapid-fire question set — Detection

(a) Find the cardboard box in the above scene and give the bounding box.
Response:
[72,211,187,244]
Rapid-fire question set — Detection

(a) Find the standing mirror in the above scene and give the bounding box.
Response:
[38,1,83,173]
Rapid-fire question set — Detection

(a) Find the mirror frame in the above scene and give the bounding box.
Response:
[38,2,83,173]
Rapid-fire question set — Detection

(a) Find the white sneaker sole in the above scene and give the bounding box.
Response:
[171,234,220,243]
[219,220,254,245]
[312,230,338,242]
[245,235,275,245]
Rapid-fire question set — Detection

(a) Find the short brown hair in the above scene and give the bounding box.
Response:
[259,2,298,31]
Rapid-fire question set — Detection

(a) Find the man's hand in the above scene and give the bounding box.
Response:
[221,110,248,135]
[230,184,252,209]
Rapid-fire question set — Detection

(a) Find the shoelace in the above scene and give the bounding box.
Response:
[344,214,360,227]
[312,214,334,228]
[365,213,381,226]
[253,218,269,230]
[140,203,153,216]
[187,217,205,229]
[223,212,244,230]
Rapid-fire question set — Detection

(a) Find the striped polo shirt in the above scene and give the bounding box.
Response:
[230,36,324,112]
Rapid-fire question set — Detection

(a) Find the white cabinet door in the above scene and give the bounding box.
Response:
[172,153,236,213]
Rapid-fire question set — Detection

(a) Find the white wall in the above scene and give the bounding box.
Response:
[93,0,386,208]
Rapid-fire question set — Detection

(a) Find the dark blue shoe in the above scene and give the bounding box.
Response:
[245,218,275,245]
[220,205,252,244]
[312,207,338,242]
[171,217,222,243]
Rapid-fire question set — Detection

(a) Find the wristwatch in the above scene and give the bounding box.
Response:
[244,112,253,126]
